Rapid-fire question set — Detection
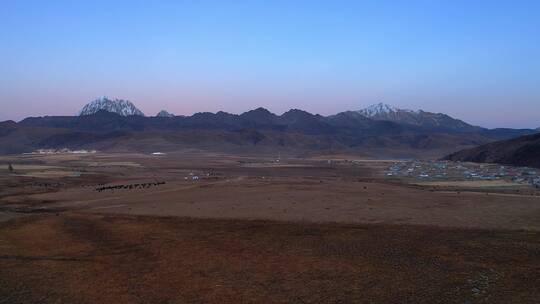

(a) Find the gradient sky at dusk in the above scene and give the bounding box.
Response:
[1,0,539,128]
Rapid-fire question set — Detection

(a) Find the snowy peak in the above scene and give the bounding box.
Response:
[79,97,145,117]
[156,110,174,117]
[355,102,477,131]
[358,103,398,117]
[357,103,415,117]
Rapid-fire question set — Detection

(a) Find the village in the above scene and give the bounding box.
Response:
[386,160,540,188]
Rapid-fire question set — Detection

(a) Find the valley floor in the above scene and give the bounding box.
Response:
[0,152,539,303]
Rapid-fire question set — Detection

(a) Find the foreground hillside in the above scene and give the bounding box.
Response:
[2,214,538,304]
[444,132,540,168]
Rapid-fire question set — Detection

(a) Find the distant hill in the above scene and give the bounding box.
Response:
[443,132,540,168]
[156,110,174,118]
[0,120,17,136]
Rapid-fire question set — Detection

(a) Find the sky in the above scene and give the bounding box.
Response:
[1,0,539,128]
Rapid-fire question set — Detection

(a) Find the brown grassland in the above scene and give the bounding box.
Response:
[0,152,539,303]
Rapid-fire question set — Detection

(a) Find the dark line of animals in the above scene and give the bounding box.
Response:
[95,181,166,192]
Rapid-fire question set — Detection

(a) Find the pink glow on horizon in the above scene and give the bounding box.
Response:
[2,89,539,129]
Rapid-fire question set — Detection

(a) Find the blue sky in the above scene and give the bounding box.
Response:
[1,0,539,128]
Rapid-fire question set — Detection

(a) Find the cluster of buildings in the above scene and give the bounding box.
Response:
[184,171,217,181]
[386,160,540,188]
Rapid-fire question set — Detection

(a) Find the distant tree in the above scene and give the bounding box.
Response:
[8,163,13,172]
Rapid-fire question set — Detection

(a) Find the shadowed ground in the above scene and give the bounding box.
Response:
[1,214,539,304]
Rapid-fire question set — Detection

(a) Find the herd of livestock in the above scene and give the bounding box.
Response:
[95,181,166,192]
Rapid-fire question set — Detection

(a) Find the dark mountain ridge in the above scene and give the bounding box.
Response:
[3,105,537,157]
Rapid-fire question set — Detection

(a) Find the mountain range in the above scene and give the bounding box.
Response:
[0,98,537,158]
[355,103,481,132]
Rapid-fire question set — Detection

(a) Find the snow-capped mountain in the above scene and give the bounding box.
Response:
[79,97,145,117]
[356,103,478,132]
[156,110,174,118]
[358,103,415,118]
